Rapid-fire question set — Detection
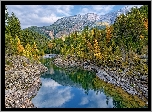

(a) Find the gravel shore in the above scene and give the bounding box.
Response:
[5,55,48,108]
[52,55,148,104]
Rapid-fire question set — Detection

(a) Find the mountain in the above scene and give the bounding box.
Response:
[26,5,142,39]
[26,13,102,39]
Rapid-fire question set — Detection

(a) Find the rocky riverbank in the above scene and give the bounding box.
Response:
[53,55,148,105]
[5,55,48,108]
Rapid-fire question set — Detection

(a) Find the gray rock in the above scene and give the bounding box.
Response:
[5,55,47,108]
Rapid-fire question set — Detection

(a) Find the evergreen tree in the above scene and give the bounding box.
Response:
[7,12,21,38]
[113,5,148,54]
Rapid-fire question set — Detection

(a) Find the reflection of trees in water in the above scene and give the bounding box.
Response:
[41,60,82,88]
[113,100,121,108]
[62,68,146,108]
[40,58,52,69]
[40,59,147,108]
[65,68,96,95]
[93,77,147,108]
[106,96,109,105]
[41,58,55,75]
[49,66,54,74]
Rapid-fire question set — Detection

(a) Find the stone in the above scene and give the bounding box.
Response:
[5,55,47,108]
[52,55,148,104]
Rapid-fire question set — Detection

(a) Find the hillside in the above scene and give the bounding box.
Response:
[49,5,148,78]
[25,5,141,39]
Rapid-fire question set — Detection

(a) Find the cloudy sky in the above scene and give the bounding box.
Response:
[6,5,142,29]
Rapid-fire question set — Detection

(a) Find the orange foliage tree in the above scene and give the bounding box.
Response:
[106,25,113,43]
[143,18,148,30]
[16,36,24,54]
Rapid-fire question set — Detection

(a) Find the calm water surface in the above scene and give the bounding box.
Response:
[32,58,146,108]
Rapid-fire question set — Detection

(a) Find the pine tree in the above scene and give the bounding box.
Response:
[7,12,21,38]
[113,5,148,54]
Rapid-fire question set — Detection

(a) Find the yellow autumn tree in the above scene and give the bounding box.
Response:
[32,42,39,60]
[93,39,102,60]
[16,36,24,55]
[139,35,144,39]
[48,41,55,52]
[22,43,33,58]
[91,29,94,36]
[76,44,85,58]
[61,36,65,41]
[86,41,94,60]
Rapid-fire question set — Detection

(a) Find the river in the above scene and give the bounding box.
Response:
[31,58,147,108]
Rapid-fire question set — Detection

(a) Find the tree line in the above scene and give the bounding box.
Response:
[5,5,51,61]
[5,5,148,76]
[48,5,148,76]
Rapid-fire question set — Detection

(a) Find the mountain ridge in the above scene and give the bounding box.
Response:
[25,5,142,39]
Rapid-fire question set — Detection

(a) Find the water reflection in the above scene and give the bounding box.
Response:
[32,58,147,108]
[79,91,114,108]
[32,78,74,108]
[32,78,114,108]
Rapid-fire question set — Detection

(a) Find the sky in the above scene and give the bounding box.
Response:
[6,5,142,29]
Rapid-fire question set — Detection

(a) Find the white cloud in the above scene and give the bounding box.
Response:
[103,5,115,12]
[81,8,90,14]
[32,79,74,108]
[58,5,74,15]
[79,90,114,108]
[92,5,104,11]
[56,9,70,16]
[78,5,115,16]
[92,5,115,15]
[42,79,61,88]
[79,7,97,15]
[90,92,114,108]
[80,97,89,105]
[33,87,73,107]
[6,5,74,29]
[125,5,143,9]
[41,14,61,24]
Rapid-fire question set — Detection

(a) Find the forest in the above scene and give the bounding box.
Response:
[48,5,148,77]
[5,5,148,77]
[5,5,50,61]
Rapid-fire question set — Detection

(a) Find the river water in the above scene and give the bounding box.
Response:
[31,58,146,108]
